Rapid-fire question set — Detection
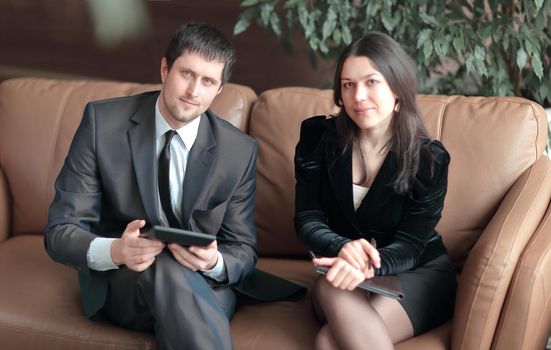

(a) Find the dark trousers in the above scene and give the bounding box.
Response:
[100,252,236,350]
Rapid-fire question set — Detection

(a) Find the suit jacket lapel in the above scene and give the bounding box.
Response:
[181,112,216,228]
[326,143,358,229]
[128,93,162,225]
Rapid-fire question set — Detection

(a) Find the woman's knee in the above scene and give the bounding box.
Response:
[314,277,359,314]
[315,325,338,350]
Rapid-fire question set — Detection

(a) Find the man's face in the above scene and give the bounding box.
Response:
[158,51,225,129]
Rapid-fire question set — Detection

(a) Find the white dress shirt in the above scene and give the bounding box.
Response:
[87,98,226,281]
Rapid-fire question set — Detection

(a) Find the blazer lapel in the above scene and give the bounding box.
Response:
[326,143,358,229]
[128,93,162,226]
[357,152,396,216]
[181,113,216,228]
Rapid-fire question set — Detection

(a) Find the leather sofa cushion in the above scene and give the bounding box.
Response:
[0,235,156,349]
[0,235,321,350]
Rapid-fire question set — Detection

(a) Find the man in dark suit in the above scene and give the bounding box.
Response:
[45,22,257,350]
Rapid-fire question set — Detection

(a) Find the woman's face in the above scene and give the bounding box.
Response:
[340,55,398,133]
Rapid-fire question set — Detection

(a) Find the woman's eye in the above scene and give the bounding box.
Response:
[367,79,379,86]
[343,82,353,88]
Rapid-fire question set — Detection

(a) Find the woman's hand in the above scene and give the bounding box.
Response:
[338,238,380,278]
[313,256,365,291]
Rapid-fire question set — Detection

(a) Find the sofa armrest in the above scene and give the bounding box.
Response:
[0,166,9,243]
[492,189,551,350]
[452,156,551,350]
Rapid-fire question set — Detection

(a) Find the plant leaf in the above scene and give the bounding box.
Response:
[474,45,485,60]
[342,25,352,44]
[452,35,465,56]
[538,83,550,103]
[503,34,510,50]
[531,53,544,79]
[535,11,545,30]
[381,9,394,31]
[241,0,259,7]
[322,8,337,39]
[480,25,493,41]
[319,40,329,54]
[234,16,251,35]
[423,40,433,60]
[309,36,319,51]
[366,1,381,17]
[332,28,342,45]
[474,56,488,77]
[417,29,432,49]
[270,12,282,36]
[260,3,272,27]
[525,39,536,56]
[465,55,475,74]
[516,48,527,70]
[419,12,439,26]
[298,4,308,33]
[434,35,450,58]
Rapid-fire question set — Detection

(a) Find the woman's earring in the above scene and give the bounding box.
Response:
[394,102,401,112]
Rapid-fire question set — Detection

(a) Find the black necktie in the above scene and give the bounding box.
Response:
[158,130,181,228]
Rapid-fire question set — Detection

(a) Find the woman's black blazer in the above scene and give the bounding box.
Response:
[294,115,450,275]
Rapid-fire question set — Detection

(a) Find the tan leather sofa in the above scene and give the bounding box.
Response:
[0,77,550,350]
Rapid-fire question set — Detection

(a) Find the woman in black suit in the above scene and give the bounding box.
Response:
[294,32,457,349]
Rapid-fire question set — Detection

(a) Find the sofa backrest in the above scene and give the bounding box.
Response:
[250,88,339,256]
[0,78,256,237]
[1,78,547,268]
[251,87,548,266]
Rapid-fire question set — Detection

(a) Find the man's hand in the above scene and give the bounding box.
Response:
[338,238,380,279]
[168,241,219,271]
[313,256,365,291]
[110,220,165,271]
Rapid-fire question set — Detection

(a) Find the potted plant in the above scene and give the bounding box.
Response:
[234,0,551,109]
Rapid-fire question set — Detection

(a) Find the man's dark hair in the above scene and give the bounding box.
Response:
[164,22,236,84]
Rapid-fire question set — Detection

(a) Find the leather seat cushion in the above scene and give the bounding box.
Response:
[0,235,323,350]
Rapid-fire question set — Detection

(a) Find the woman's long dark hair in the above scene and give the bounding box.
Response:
[333,32,431,194]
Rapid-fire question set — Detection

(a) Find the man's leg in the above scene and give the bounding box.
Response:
[101,251,235,350]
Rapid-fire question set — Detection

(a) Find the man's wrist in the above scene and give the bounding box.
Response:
[87,238,119,271]
[110,238,121,266]
[200,251,226,281]
[209,252,219,270]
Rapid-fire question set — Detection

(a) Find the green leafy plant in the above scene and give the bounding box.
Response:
[234,0,551,107]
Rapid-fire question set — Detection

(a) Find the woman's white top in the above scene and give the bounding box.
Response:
[352,184,370,211]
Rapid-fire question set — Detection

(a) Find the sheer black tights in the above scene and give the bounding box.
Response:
[312,277,413,350]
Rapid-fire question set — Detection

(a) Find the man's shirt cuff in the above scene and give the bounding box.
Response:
[200,251,226,282]
[87,238,119,271]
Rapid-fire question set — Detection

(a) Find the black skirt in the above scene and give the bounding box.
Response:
[397,254,457,335]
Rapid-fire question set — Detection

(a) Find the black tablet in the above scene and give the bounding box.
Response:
[315,266,404,300]
[142,225,216,247]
